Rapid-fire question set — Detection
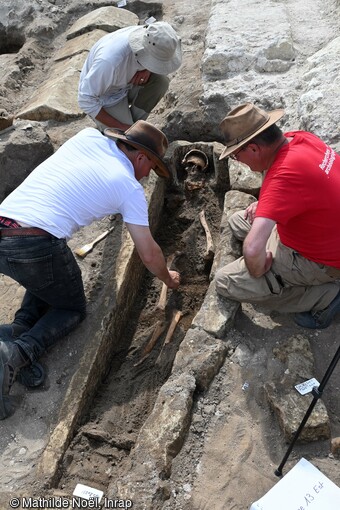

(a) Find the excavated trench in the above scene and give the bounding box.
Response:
[55,142,227,495]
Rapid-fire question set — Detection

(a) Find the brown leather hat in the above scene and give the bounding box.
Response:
[219,103,285,159]
[105,120,169,177]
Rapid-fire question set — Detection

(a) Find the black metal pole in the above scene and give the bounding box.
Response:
[275,344,340,477]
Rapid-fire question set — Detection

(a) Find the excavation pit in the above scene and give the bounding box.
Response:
[2,131,338,507]
[35,140,229,494]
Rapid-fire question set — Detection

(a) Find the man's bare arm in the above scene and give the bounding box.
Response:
[95,109,131,131]
[126,223,180,288]
[243,217,276,277]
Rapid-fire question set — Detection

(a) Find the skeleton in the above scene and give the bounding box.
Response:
[181,149,209,191]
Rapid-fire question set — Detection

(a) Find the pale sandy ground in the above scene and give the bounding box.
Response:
[0,1,339,508]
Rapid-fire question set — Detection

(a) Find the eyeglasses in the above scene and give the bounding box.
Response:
[229,144,248,161]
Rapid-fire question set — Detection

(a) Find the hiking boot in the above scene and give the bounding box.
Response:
[0,324,45,388]
[0,340,30,419]
[294,290,340,329]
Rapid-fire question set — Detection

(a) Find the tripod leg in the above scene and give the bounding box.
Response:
[275,344,340,476]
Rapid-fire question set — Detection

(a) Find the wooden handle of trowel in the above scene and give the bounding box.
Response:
[74,227,114,258]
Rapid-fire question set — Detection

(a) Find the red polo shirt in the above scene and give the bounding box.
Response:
[256,131,340,268]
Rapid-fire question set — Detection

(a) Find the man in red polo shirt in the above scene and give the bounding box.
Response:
[215,102,340,329]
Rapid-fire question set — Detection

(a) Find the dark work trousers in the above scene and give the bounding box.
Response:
[0,234,86,361]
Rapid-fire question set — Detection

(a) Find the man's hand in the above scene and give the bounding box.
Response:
[264,250,273,273]
[167,270,181,289]
[244,201,258,224]
[130,70,151,86]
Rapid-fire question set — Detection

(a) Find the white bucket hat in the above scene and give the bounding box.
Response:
[129,22,182,75]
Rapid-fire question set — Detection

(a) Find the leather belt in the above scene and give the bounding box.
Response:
[0,227,52,237]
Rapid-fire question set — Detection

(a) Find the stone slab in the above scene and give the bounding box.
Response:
[0,120,54,202]
[54,29,107,62]
[211,189,256,279]
[191,280,239,338]
[66,6,139,40]
[111,373,196,509]
[267,335,330,442]
[172,328,231,391]
[16,53,86,122]
[299,36,340,146]
[229,160,262,196]
[202,0,293,81]
[266,383,330,442]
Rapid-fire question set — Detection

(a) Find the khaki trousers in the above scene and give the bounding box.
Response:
[95,74,169,131]
[215,210,340,313]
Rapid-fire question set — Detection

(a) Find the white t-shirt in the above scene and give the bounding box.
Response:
[0,128,149,239]
[78,26,144,119]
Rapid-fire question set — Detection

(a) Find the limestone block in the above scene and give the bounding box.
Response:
[16,53,86,122]
[211,190,256,279]
[191,280,239,338]
[267,335,330,442]
[0,121,54,202]
[273,334,314,384]
[266,382,330,442]
[54,29,107,62]
[172,328,231,391]
[221,189,257,220]
[66,6,139,41]
[255,36,295,73]
[202,0,290,80]
[229,160,262,196]
[111,373,196,508]
[142,171,165,233]
[136,373,196,470]
[299,36,340,145]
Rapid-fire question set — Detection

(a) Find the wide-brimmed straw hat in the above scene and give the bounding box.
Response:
[219,103,285,159]
[128,22,182,75]
[104,120,169,178]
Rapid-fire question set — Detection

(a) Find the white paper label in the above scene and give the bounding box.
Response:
[295,377,320,395]
[73,483,104,503]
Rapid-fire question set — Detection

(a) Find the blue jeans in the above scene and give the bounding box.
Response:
[0,234,86,361]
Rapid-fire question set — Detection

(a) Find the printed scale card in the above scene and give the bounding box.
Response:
[249,457,340,510]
